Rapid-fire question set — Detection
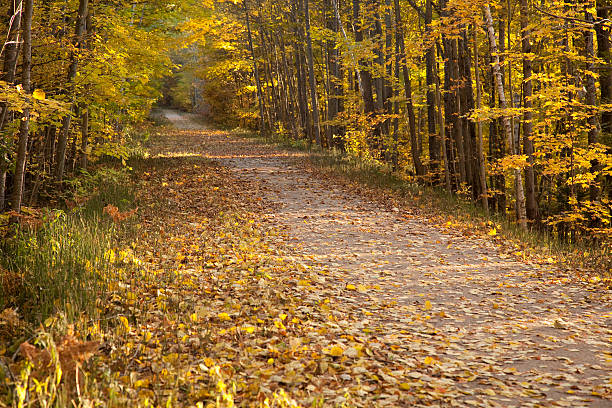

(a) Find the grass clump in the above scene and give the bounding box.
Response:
[0,167,136,326]
[0,212,113,324]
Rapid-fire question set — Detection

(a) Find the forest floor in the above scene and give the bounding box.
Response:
[106,109,612,407]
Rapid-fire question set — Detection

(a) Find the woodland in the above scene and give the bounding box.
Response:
[0,0,611,407]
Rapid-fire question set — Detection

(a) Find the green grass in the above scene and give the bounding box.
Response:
[0,167,137,326]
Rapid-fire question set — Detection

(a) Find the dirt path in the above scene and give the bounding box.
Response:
[158,109,612,407]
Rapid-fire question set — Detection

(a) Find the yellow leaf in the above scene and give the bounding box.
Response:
[488,228,497,236]
[32,89,45,100]
[327,345,344,357]
[424,300,432,311]
[243,326,255,334]
[399,383,411,390]
[119,316,130,331]
[267,358,274,364]
[484,389,496,396]
[279,313,287,321]
[346,284,356,290]
[190,312,198,323]
[218,312,231,321]
[424,356,434,365]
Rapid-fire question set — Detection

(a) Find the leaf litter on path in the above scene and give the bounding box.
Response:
[22,109,607,407]
[153,110,611,407]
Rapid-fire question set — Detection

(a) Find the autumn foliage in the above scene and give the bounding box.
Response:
[176,0,611,248]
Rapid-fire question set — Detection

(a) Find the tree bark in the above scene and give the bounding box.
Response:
[0,1,22,130]
[596,0,612,133]
[245,0,266,135]
[12,0,33,213]
[353,0,376,114]
[584,7,600,201]
[520,0,538,221]
[473,27,489,215]
[304,0,321,146]
[435,53,452,191]
[0,2,23,210]
[425,0,439,176]
[484,4,527,229]
[55,0,89,182]
[80,108,89,169]
[394,0,424,175]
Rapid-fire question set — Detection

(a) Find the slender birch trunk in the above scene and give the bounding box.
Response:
[483,4,527,229]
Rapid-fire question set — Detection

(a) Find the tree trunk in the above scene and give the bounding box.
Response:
[483,4,527,229]
[394,0,424,175]
[520,0,538,221]
[325,0,343,147]
[11,0,33,213]
[459,33,475,192]
[55,0,89,182]
[473,27,489,215]
[584,8,600,201]
[0,1,22,130]
[0,2,24,210]
[294,2,312,139]
[245,0,266,135]
[425,0,439,176]
[596,0,612,134]
[353,0,376,114]
[304,0,321,146]
[435,54,452,191]
[80,108,89,169]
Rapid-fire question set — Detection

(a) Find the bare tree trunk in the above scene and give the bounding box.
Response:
[425,0,439,176]
[325,0,342,147]
[80,108,89,169]
[473,27,489,215]
[584,7,600,201]
[55,0,89,182]
[435,56,452,191]
[596,0,612,134]
[459,33,475,192]
[394,0,424,175]
[294,2,312,140]
[520,0,538,221]
[0,2,23,210]
[353,0,376,114]
[304,0,321,146]
[0,1,22,130]
[245,0,266,135]
[12,0,33,213]
[483,4,527,229]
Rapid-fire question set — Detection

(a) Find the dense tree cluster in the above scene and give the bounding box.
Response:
[0,0,182,212]
[183,0,611,244]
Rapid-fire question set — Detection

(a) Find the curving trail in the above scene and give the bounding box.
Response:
[157,109,612,407]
